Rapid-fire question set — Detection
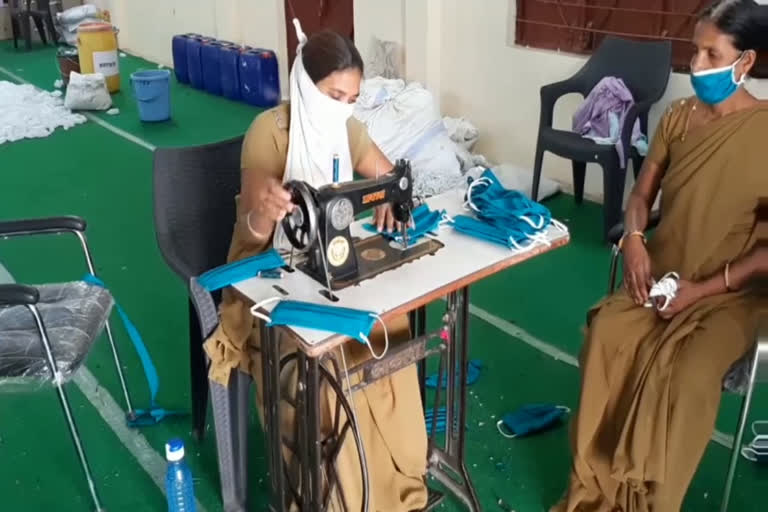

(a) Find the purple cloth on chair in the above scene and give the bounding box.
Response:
[572,77,644,168]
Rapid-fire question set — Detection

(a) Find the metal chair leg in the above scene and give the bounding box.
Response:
[720,344,759,512]
[27,305,104,512]
[608,246,620,294]
[75,231,135,418]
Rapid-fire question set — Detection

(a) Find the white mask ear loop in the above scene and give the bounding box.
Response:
[250,296,282,323]
[741,446,760,462]
[358,313,389,360]
[496,420,518,439]
[752,420,768,437]
[464,177,492,213]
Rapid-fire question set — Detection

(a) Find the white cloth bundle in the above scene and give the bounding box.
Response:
[64,72,112,111]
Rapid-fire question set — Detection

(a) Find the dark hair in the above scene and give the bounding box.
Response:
[302,30,364,83]
[700,0,768,53]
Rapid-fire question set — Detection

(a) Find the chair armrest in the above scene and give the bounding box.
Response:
[607,210,662,246]
[0,284,39,306]
[0,216,86,237]
[539,77,585,129]
[619,100,655,162]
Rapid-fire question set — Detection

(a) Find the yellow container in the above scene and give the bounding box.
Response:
[77,22,120,93]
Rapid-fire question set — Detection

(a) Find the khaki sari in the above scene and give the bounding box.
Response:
[204,104,429,511]
[552,99,768,512]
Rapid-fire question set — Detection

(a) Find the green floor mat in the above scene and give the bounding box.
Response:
[0,41,263,148]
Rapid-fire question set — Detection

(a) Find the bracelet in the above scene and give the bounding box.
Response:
[724,262,732,291]
[618,231,646,251]
[245,210,268,241]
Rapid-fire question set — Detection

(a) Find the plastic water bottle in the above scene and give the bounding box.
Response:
[165,438,196,512]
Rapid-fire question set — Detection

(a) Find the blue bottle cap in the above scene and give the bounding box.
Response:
[165,438,185,461]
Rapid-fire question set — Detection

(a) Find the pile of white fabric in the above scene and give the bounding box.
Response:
[354,77,488,196]
[353,77,560,199]
[0,81,87,145]
[56,5,105,46]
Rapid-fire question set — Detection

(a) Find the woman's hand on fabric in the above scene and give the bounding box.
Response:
[656,280,703,320]
[622,237,653,305]
[248,176,294,235]
[373,203,414,234]
[373,204,402,233]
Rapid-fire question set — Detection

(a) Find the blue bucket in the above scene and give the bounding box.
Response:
[131,70,171,122]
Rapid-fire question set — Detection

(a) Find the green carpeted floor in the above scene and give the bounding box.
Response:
[0,41,765,511]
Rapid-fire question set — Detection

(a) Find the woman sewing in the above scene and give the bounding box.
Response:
[204,22,429,512]
[552,1,768,511]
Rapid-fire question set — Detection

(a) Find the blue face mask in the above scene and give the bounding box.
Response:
[364,204,447,246]
[198,249,285,291]
[251,298,388,358]
[451,214,534,250]
[466,170,553,231]
[496,404,570,438]
[690,54,745,105]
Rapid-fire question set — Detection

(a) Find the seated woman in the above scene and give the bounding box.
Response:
[552,1,768,511]
[204,25,428,511]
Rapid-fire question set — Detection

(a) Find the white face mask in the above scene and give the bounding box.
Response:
[295,55,355,127]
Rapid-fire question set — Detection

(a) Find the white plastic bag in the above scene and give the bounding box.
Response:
[354,78,464,196]
[365,37,403,79]
[64,72,112,111]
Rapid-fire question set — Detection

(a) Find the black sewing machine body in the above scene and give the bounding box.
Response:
[283,159,443,291]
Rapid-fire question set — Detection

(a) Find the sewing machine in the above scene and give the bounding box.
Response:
[282,159,444,292]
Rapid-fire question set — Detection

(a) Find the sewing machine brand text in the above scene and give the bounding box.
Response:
[362,189,386,205]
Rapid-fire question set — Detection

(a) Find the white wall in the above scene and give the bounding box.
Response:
[437,0,768,200]
[87,0,290,98]
[93,0,767,201]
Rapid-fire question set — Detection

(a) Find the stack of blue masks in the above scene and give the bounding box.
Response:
[451,169,555,250]
[424,406,465,434]
[496,403,570,438]
[425,359,483,389]
[198,249,286,292]
[364,204,446,246]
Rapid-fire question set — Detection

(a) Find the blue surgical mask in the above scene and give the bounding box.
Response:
[496,404,570,438]
[451,214,535,251]
[251,298,388,358]
[690,54,746,105]
[466,170,552,231]
[364,204,447,246]
[198,249,285,291]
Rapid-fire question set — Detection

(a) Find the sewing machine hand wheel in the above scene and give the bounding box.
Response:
[282,181,318,250]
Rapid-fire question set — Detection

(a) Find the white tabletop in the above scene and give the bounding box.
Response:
[234,188,570,356]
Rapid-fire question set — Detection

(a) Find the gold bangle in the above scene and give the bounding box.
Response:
[618,231,646,251]
[724,262,732,291]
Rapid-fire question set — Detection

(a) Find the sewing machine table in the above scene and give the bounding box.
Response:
[234,189,570,511]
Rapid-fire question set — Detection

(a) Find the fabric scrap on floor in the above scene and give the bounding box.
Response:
[425,359,483,389]
[0,81,87,145]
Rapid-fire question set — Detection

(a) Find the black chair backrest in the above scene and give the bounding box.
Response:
[153,137,244,281]
[573,37,672,105]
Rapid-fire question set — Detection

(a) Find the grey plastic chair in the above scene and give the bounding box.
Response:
[0,216,137,512]
[607,218,768,512]
[532,36,672,240]
[152,136,249,511]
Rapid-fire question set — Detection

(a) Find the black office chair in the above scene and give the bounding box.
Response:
[606,216,768,512]
[10,0,58,50]
[0,216,138,511]
[531,37,672,240]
